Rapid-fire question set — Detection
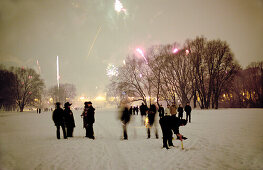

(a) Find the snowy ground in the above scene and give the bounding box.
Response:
[0,108,263,170]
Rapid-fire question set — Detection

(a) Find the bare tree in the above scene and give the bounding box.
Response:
[108,36,242,109]
[187,36,239,109]
[187,37,208,108]
[10,67,45,112]
[206,40,240,109]
[107,55,154,105]
[0,67,17,111]
[236,62,263,107]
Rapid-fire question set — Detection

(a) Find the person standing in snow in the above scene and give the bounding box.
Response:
[81,101,95,139]
[52,102,67,139]
[119,103,131,140]
[184,103,192,123]
[170,103,178,117]
[139,102,148,125]
[178,104,184,120]
[129,106,133,115]
[147,103,158,139]
[159,116,187,149]
[158,104,165,118]
[135,106,139,115]
[64,102,75,137]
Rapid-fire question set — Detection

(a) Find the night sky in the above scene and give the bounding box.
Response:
[0,0,262,97]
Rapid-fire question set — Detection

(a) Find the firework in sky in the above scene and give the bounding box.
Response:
[185,49,190,55]
[106,64,119,77]
[136,48,148,64]
[173,48,179,54]
[114,0,127,14]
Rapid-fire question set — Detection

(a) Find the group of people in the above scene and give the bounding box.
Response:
[52,101,95,140]
[53,100,192,150]
[120,102,192,149]
[162,103,192,123]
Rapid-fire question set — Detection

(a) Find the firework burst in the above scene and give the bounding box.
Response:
[106,64,119,77]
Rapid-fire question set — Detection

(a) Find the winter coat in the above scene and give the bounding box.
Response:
[158,106,165,118]
[148,104,157,125]
[177,107,184,117]
[121,107,131,124]
[184,105,192,114]
[159,116,181,135]
[177,107,183,114]
[140,104,148,116]
[82,106,95,128]
[170,105,177,115]
[64,108,75,128]
[52,108,65,126]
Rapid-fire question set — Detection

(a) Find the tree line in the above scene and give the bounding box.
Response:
[107,36,263,109]
[0,66,76,112]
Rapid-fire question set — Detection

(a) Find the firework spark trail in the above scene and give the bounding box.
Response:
[136,48,148,64]
[57,56,60,89]
[36,59,41,74]
[87,25,102,58]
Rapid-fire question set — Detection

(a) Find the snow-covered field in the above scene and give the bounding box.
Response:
[0,108,262,170]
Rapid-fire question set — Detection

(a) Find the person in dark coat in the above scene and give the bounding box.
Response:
[147,103,158,139]
[64,102,75,137]
[158,104,165,118]
[132,106,136,115]
[159,116,187,149]
[52,102,67,139]
[81,101,95,139]
[135,106,139,115]
[184,103,192,123]
[120,105,131,140]
[129,106,133,115]
[178,104,184,120]
[139,103,148,125]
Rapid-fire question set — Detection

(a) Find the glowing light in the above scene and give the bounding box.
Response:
[109,97,116,101]
[145,117,149,127]
[123,60,126,65]
[139,73,142,78]
[185,50,189,55]
[173,48,179,54]
[106,64,119,77]
[136,48,148,64]
[95,96,106,101]
[136,48,144,57]
[114,0,127,14]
